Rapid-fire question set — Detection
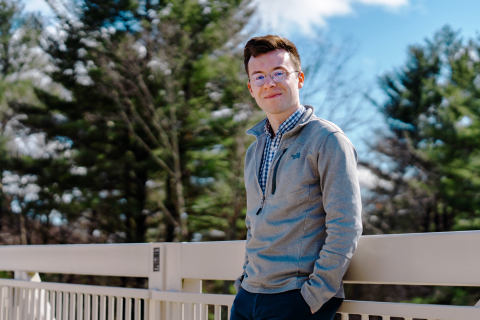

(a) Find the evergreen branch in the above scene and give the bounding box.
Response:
[135,73,172,128]
[156,201,180,229]
[105,63,173,151]
[120,110,174,177]
[104,65,170,151]
[129,103,166,150]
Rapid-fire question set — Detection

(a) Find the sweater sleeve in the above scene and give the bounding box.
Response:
[234,213,251,294]
[300,132,363,312]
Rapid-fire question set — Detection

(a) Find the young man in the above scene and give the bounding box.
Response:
[230,35,362,320]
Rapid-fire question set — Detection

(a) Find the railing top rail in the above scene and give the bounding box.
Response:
[1,231,480,286]
[344,230,480,286]
[0,243,150,277]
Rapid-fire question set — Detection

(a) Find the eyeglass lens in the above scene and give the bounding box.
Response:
[251,70,287,86]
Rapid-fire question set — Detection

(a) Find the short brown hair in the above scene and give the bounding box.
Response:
[244,35,301,76]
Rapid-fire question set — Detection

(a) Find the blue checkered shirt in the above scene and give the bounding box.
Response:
[259,106,306,194]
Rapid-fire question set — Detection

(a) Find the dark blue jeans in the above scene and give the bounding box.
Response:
[230,287,343,320]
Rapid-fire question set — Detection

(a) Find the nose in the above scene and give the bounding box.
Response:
[263,75,276,88]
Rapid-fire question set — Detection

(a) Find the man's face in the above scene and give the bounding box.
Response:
[247,49,304,117]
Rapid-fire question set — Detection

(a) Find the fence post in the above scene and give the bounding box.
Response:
[164,243,182,320]
[148,242,183,320]
[148,243,165,320]
[148,243,201,320]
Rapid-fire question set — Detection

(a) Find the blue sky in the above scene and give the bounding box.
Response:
[324,0,480,150]
[249,0,480,80]
[325,0,480,80]
[25,0,480,76]
[245,0,480,152]
[24,0,480,154]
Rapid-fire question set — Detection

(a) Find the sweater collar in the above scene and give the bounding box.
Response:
[263,105,305,138]
[246,105,315,138]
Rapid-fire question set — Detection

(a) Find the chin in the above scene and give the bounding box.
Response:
[267,104,290,114]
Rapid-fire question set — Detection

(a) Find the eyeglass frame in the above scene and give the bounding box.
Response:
[249,69,301,87]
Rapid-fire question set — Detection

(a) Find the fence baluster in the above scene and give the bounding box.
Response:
[28,289,36,320]
[107,296,114,320]
[24,289,29,320]
[99,295,106,320]
[33,289,37,320]
[25,288,31,320]
[8,287,12,320]
[34,289,41,320]
[85,294,91,320]
[227,305,231,320]
[184,302,193,320]
[69,293,76,320]
[361,315,369,320]
[1,286,6,320]
[0,286,4,320]
[77,293,83,320]
[214,304,221,320]
[134,298,141,320]
[56,291,62,320]
[18,288,27,320]
[126,298,132,320]
[13,287,18,320]
[92,295,99,320]
[198,303,206,320]
[340,313,348,320]
[20,288,26,320]
[44,290,50,320]
[7,287,13,320]
[170,302,182,320]
[164,301,171,320]
[11,287,18,320]
[116,297,123,320]
[23,288,28,320]
[145,299,150,320]
[63,292,69,320]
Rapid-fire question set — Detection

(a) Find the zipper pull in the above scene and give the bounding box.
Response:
[256,195,265,215]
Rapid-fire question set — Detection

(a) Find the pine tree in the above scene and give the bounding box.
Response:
[363,25,480,234]
[11,0,256,244]
[0,0,48,244]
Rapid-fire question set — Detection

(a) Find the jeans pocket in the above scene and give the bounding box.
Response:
[295,290,312,314]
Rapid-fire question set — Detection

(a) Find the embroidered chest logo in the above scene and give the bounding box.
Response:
[291,152,300,160]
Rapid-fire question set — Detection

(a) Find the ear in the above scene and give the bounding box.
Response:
[247,81,254,98]
[298,71,305,89]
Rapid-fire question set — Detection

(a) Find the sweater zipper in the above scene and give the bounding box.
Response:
[271,148,288,195]
[256,195,265,215]
[256,148,288,215]
[250,108,309,216]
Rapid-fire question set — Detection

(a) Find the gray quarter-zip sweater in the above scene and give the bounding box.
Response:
[235,105,362,313]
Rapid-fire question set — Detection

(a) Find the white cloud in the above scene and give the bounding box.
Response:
[252,0,409,32]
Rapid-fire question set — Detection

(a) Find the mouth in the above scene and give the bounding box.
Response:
[264,93,282,99]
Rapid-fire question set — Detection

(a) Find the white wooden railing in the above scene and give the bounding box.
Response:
[1,231,480,319]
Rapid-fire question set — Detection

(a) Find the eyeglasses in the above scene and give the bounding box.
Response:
[249,70,300,87]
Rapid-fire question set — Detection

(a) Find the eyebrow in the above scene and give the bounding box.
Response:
[250,66,287,76]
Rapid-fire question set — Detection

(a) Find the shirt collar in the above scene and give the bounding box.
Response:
[264,105,306,138]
